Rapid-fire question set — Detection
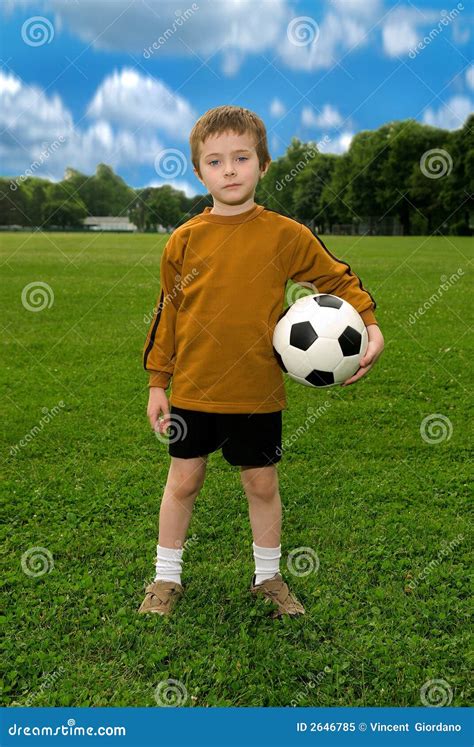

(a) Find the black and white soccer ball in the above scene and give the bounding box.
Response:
[272,293,368,387]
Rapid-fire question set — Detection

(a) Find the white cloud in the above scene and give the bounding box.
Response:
[0,71,73,168]
[0,70,168,179]
[318,131,354,154]
[382,20,418,57]
[5,0,287,76]
[77,120,164,170]
[422,95,473,130]
[452,18,470,45]
[279,11,369,71]
[220,50,244,78]
[382,6,449,58]
[466,65,474,91]
[270,98,286,118]
[87,68,196,138]
[0,73,22,95]
[301,104,343,129]
[1,0,415,77]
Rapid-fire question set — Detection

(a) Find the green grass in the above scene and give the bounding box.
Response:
[1,231,472,708]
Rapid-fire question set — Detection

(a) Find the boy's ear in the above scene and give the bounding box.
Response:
[260,160,272,179]
[193,167,205,186]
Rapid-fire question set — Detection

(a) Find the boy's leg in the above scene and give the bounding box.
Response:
[240,464,281,547]
[241,463,305,615]
[158,455,208,549]
[139,455,208,613]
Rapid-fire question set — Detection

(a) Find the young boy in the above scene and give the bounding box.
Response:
[138,105,384,618]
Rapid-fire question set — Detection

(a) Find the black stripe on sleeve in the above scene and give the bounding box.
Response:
[143,289,164,370]
[313,231,377,311]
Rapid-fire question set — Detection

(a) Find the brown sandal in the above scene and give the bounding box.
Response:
[250,573,305,617]
[138,579,184,616]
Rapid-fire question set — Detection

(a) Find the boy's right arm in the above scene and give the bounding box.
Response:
[143,235,183,433]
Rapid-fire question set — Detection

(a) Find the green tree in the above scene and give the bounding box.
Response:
[257,138,313,216]
[63,164,135,216]
[129,187,152,231]
[41,196,88,227]
[0,178,28,225]
[343,127,392,225]
[293,153,337,232]
[407,128,459,235]
[382,120,448,234]
[130,185,191,231]
[146,185,182,230]
[320,153,353,227]
[439,114,474,234]
[19,177,51,226]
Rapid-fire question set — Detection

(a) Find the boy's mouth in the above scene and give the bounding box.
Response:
[223,184,240,189]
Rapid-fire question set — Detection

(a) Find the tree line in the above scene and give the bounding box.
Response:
[1,115,472,235]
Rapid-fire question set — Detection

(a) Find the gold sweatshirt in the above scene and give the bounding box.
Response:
[143,203,378,414]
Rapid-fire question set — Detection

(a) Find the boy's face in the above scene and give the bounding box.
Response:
[194,130,270,205]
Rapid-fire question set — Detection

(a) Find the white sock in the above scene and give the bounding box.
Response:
[154,544,183,585]
[253,542,281,585]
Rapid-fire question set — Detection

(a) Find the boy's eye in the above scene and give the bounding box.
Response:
[207,156,248,166]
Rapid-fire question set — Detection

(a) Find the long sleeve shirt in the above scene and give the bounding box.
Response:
[143,203,378,414]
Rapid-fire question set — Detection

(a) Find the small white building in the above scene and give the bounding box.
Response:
[83,216,138,232]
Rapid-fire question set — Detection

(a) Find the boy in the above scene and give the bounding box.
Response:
[138,105,384,618]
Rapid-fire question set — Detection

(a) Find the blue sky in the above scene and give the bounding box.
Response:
[1,0,472,196]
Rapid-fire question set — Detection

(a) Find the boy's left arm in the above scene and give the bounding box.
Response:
[287,224,384,386]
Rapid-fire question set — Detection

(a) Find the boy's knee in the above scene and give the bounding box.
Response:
[167,460,206,498]
[170,474,204,499]
[241,465,279,501]
[167,472,204,498]
[247,486,278,502]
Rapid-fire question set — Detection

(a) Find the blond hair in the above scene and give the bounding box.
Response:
[190,105,271,176]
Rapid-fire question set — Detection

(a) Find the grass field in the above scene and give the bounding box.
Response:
[2,231,472,708]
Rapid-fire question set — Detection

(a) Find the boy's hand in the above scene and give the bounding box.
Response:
[340,324,384,387]
[147,386,171,434]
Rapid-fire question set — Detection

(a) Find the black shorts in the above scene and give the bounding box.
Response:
[167,405,282,467]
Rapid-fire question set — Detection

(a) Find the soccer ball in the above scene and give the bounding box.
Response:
[272,293,368,387]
